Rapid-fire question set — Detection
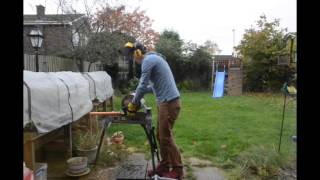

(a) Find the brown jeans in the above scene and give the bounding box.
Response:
[156,98,182,168]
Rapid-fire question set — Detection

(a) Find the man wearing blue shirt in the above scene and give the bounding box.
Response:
[125,42,183,179]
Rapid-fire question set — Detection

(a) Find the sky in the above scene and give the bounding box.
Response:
[24,0,296,54]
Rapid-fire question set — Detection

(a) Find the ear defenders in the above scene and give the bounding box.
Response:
[124,42,146,59]
[134,48,142,59]
[125,42,134,48]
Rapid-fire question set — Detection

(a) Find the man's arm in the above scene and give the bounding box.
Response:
[145,84,154,93]
[132,59,154,104]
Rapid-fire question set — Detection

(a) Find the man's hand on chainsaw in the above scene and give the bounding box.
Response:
[127,102,138,117]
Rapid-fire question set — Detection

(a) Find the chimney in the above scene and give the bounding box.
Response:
[36,5,45,19]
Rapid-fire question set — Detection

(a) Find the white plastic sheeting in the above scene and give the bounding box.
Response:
[83,71,113,102]
[23,83,30,127]
[52,71,93,123]
[23,70,114,133]
[82,73,95,100]
[23,71,93,133]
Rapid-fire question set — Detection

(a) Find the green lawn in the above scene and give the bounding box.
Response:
[107,92,296,168]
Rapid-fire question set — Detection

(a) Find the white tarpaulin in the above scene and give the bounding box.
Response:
[84,71,113,102]
[82,73,95,100]
[52,71,93,122]
[23,83,30,127]
[23,71,93,133]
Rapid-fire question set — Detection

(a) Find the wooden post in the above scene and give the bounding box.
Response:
[94,105,98,134]
[24,140,35,170]
[64,124,72,158]
[24,127,69,170]
[103,100,107,112]
[211,60,215,91]
[110,96,114,111]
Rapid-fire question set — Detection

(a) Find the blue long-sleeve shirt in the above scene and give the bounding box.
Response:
[132,52,180,105]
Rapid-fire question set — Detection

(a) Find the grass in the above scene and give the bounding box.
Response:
[105,91,296,178]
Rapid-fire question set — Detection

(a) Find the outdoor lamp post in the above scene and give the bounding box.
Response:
[278,32,297,153]
[28,29,44,72]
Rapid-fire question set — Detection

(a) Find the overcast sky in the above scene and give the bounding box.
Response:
[24,0,296,54]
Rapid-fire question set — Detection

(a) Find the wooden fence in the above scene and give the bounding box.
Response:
[24,54,102,72]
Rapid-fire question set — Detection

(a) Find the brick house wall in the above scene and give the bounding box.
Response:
[23,5,87,56]
[24,24,73,56]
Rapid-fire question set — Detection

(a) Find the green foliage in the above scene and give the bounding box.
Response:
[108,92,296,179]
[155,31,212,90]
[109,92,296,169]
[97,143,130,167]
[118,79,130,95]
[231,145,291,179]
[77,131,100,150]
[116,77,139,95]
[155,30,184,82]
[177,80,194,92]
[236,15,296,92]
[94,3,159,50]
[128,77,139,91]
[155,30,183,60]
[186,47,212,90]
[85,31,134,64]
[202,40,221,55]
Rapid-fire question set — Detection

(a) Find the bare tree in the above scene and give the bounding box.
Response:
[93,3,159,50]
[203,40,221,56]
[49,0,159,72]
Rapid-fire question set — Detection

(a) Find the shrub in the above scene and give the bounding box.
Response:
[77,131,100,150]
[128,77,139,91]
[233,145,290,179]
[97,143,130,167]
[177,80,193,91]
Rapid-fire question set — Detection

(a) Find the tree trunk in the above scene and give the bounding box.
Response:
[77,59,84,72]
[88,62,93,72]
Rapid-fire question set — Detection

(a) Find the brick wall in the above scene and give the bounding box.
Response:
[227,67,243,96]
[24,25,73,56]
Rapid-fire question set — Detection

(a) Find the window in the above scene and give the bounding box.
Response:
[72,29,80,47]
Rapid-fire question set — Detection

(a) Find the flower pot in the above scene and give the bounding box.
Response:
[66,157,88,174]
[76,145,98,164]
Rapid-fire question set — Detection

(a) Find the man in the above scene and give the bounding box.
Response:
[124,42,184,179]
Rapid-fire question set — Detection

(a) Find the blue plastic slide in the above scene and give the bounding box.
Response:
[212,71,225,98]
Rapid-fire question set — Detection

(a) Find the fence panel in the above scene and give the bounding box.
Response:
[24,54,104,72]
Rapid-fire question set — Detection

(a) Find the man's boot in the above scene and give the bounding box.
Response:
[162,166,184,180]
[147,164,169,177]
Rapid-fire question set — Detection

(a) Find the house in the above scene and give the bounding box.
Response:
[23,5,89,56]
[23,5,127,75]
